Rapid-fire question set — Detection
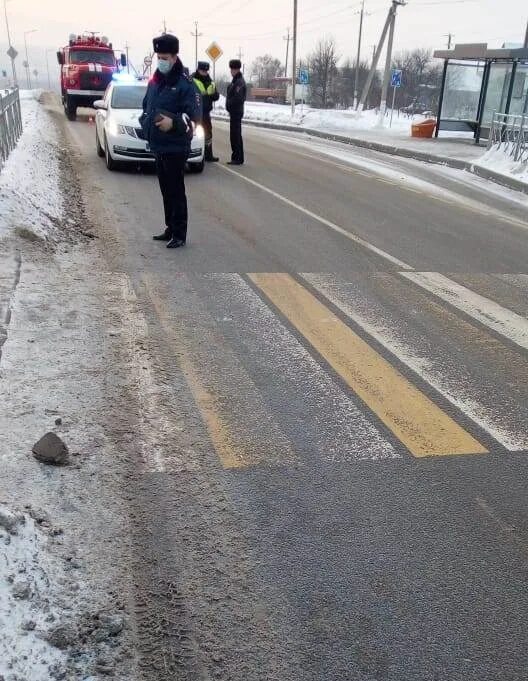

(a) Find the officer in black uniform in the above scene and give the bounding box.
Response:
[140,34,201,248]
[192,61,220,162]
[226,59,247,166]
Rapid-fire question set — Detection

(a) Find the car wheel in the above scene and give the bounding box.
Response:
[104,134,118,171]
[65,98,77,121]
[96,129,105,158]
[188,160,204,174]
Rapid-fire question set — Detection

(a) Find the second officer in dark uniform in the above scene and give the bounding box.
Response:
[226,59,247,165]
[192,61,220,162]
[140,34,201,248]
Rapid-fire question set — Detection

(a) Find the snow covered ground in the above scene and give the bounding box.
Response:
[475,145,528,185]
[215,97,427,136]
[0,90,63,240]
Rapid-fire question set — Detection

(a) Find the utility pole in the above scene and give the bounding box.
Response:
[125,42,130,73]
[284,27,291,78]
[291,0,298,117]
[443,33,454,49]
[353,0,369,110]
[524,17,528,48]
[162,19,167,34]
[24,29,37,90]
[45,48,54,89]
[358,0,405,115]
[237,46,244,71]
[3,0,18,86]
[191,22,203,69]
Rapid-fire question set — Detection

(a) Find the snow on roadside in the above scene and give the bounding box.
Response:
[0,504,66,679]
[0,91,63,240]
[215,97,427,136]
[475,145,528,186]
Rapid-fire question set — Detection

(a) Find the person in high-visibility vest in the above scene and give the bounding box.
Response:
[192,61,220,162]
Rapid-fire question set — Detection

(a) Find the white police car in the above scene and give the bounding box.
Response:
[94,75,205,172]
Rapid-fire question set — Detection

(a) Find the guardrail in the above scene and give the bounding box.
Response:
[0,88,23,170]
[487,112,528,164]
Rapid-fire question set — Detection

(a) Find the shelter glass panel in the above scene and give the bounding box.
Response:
[481,62,513,125]
[440,61,484,122]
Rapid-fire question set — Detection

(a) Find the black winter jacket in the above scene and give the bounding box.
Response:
[140,59,201,155]
[226,72,247,117]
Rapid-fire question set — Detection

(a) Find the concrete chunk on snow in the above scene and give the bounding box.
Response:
[32,432,70,466]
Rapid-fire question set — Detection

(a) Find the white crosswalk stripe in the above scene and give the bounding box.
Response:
[401,272,528,351]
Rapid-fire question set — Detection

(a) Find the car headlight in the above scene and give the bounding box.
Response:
[195,124,205,139]
[107,120,126,137]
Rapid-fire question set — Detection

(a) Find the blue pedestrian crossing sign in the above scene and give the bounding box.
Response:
[298,69,309,85]
[391,69,402,88]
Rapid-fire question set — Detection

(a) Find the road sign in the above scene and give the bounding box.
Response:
[205,42,223,63]
[391,69,402,88]
[7,46,18,60]
[144,55,152,67]
[298,69,309,85]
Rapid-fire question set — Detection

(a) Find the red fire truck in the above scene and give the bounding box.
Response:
[57,33,126,121]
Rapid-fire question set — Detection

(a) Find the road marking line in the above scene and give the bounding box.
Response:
[401,272,528,351]
[238,132,528,231]
[250,273,487,458]
[219,164,414,271]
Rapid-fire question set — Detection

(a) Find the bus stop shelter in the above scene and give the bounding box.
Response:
[433,43,528,142]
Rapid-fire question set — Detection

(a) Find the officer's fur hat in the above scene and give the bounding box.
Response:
[229,59,242,70]
[153,34,180,54]
[197,61,210,71]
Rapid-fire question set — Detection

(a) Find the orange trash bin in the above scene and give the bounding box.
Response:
[411,119,437,138]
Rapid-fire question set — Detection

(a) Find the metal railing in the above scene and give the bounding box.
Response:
[487,112,528,164]
[0,88,23,170]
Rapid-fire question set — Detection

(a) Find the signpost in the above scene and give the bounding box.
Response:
[205,41,223,83]
[299,69,309,116]
[389,68,402,127]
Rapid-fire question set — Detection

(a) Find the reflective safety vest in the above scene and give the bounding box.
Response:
[193,79,217,97]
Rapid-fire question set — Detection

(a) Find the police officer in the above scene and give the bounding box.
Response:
[226,59,247,166]
[140,34,201,249]
[192,61,220,162]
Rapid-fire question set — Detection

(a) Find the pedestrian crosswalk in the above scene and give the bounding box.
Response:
[143,270,528,468]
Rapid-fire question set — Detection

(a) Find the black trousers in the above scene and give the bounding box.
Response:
[202,113,214,159]
[229,114,244,164]
[156,152,188,242]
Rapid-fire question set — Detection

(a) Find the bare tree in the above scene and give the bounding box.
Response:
[250,55,283,88]
[306,39,340,109]
[391,48,442,112]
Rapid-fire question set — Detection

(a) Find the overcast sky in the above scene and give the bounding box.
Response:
[1,0,526,83]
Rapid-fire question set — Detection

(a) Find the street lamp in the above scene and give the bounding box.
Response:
[24,28,37,89]
[3,0,18,86]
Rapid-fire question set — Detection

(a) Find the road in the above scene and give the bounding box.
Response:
[58,106,528,680]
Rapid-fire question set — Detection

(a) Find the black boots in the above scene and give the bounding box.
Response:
[167,238,185,249]
[153,230,171,241]
[205,144,219,163]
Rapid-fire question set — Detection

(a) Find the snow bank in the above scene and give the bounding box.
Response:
[0,505,66,679]
[215,98,426,136]
[0,94,63,240]
[475,146,528,186]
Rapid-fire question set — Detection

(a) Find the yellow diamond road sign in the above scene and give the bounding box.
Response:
[206,42,223,63]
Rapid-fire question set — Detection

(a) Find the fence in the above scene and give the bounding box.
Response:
[0,88,23,170]
[487,112,528,164]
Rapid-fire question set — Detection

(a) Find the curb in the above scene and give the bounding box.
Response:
[213,114,528,196]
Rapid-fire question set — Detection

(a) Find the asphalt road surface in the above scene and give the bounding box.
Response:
[60,107,528,681]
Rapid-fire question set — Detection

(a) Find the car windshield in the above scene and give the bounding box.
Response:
[70,50,116,66]
[111,86,147,110]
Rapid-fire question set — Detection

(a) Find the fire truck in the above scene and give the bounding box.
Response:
[57,33,126,121]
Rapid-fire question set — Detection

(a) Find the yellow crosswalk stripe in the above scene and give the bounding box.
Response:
[249,273,488,458]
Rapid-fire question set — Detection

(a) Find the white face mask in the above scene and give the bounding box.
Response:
[158,58,172,74]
